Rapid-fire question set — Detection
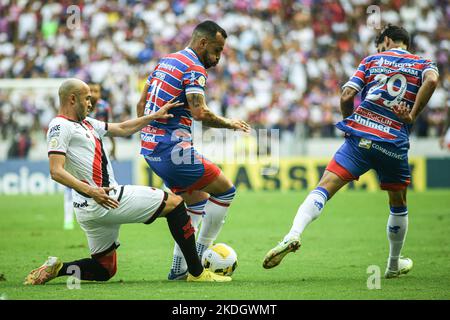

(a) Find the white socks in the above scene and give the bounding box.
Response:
[285,187,329,241]
[196,186,236,258]
[387,206,408,270]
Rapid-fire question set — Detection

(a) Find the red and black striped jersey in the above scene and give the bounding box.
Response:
[47,116,117,195]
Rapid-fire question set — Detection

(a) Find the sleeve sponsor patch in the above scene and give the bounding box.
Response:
[49,137,59,149]
[197,75,206,87]
[48,124,61,137]
[184,69,207,89]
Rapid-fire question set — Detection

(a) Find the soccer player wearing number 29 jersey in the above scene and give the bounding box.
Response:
[263,25,439,278]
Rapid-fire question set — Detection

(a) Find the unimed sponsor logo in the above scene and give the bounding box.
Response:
[353,114,391,133]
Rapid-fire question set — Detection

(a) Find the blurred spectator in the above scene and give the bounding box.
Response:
[0,0,448,144]
[7,128,33,159]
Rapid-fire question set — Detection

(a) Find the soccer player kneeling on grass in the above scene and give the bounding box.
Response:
[263,25,439,279]
[24,79,231,285]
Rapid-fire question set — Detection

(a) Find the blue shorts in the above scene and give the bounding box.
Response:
[326,135,411,191]
[144,142,221,195]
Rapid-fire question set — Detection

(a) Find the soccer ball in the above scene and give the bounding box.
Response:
[201,243,238,276]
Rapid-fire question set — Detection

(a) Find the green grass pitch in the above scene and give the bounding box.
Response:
[0,190,449,300]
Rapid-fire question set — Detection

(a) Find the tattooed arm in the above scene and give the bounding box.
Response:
[186,93,250,133]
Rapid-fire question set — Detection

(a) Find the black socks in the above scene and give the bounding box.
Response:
[166,201,203,277]
[58,258,111,281]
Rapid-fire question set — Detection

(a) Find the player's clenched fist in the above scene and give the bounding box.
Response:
[88,186,120,209]
[230,119,251,133]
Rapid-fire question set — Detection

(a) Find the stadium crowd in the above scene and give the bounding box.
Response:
[0,0,448,154]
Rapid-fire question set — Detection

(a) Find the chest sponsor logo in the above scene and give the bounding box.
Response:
[355,107,402,130]
[354,114,391,133]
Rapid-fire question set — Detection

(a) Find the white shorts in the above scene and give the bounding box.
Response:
[74,185,167,257]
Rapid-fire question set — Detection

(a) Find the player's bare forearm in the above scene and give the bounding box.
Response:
[109,136,117,159]
[196,110,251,132]
[187,93,231,128]
[340,87,358,118]
[108,115,155,137]
[341,100,354,119]
[49,155,93,196]
[201,110,233,129]
[137,82,150,118]
[108,99,182,137]
[409,72,439,122]
[186,93,250,132]
[49,155,119,208]
[136,101,145,118]
[393,72,439,124]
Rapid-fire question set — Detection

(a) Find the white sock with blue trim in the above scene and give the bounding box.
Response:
[284,187,329,241]
[197,186,236,258]
[387,206,408,270]
[170,200,206,275]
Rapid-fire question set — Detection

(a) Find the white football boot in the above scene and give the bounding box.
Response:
[385,257,413,279]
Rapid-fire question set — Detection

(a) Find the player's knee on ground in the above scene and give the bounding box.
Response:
[94,250,117,281]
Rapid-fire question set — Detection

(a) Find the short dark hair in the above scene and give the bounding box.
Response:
[375,24,410,49]
[193,20,227,40]
[88,82,101,88]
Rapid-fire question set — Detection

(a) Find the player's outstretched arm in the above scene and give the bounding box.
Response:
[393,71,439,124]
[107,98,183,137]
[49,154,119,209]
[136,82,150,118]
[340,87,358,119]
[186,93,251,133]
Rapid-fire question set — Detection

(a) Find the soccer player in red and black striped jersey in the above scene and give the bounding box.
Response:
[24,79,231,284]
[137,21,251,280]
[263,25,439,279]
